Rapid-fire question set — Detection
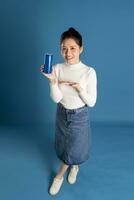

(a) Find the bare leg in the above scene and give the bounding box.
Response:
[49,161,68,195]
[55,161,69,179]
[72,165,78,169]
[67,164,79,184]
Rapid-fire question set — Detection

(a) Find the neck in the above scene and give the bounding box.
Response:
[66,60,80,65]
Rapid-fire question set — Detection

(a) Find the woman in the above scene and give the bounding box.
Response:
[40,27,97,195]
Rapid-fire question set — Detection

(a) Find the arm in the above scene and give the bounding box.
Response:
[40,64,63,103]
[49,65,63,103]
[49,80,63,103]
[79,68,97,107]
[60,68,97,107]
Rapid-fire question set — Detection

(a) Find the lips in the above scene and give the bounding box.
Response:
[66,57,73,60]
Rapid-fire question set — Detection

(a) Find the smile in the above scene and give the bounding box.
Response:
[66,57,73,60]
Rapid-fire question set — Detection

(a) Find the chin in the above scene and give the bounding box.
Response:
[66,60,75,65]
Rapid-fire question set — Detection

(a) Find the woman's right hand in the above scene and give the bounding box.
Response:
[40,65,57,84]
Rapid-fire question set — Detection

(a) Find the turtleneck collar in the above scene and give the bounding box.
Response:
[64,61,82,68]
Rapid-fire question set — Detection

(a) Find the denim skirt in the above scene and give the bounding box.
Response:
[55,103,91,165]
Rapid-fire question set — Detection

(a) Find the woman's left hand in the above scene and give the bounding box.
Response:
[69,82,83,92]
[58,80,83,92]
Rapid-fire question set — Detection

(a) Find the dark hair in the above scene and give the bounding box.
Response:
[60,27,82,47]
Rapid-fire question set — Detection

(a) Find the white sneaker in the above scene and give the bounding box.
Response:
[49,177,64,195]
[68,167,79,184]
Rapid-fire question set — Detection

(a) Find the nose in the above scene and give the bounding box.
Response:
[66,49,71,56]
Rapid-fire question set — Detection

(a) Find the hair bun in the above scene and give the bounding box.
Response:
[60,27,82,47]
[68,27,76,33]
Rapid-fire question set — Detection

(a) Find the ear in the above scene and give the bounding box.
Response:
[60,47,63,56]
[80,46,83,54]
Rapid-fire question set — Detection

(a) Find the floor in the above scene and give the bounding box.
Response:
[0,122,134,200]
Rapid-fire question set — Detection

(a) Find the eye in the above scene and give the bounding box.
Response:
[62,47,67,51]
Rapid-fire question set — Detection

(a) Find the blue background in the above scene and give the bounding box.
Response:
[0,1,134,200]
[1,0,134,126]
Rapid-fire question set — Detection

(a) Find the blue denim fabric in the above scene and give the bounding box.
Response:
[55,103,91,165]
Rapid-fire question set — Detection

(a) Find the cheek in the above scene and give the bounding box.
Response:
[61,50,65,56]
[74,51,80,57]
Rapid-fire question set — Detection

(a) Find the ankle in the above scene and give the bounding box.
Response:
[55,174,63,180]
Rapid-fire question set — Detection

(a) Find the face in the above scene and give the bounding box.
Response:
[61,38,83,65]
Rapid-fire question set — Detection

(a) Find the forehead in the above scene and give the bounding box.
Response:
[61,38,79,47]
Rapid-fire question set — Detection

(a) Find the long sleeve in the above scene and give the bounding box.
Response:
[50,82,63,103]
[49,65,63,103]
[79,68,97,107]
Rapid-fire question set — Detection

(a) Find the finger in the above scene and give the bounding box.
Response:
[71,82,77,85]
[58,80,65,84]
[58,80,62,84]
[45,72,51,77]
[70,84,78,88]
[60,81,71,85]
[41,71,50,78]
[69,83,76,85]
[40,65,44,71]
[40,64,44,69]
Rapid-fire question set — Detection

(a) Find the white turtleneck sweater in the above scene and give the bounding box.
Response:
[49,61,97,109]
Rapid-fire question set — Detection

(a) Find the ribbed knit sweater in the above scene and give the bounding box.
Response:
[49,61,97,109]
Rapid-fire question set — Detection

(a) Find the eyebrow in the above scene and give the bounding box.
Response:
[62,45,77,48]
